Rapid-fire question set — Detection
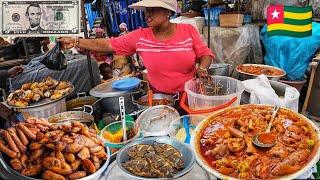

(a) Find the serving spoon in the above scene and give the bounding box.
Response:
[253,106,280,148]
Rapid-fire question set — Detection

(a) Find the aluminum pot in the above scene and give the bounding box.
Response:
[134,93,178,110]
[100,90,143,114]
[66,92,98,111]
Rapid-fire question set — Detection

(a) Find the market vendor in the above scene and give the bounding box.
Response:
[59,0,214,94]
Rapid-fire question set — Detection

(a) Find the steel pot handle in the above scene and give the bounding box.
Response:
[77,92,87,98]
[131,95,138,105]
[83,105,93,115]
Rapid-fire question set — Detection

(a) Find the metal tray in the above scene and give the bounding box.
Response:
[7,85,74,109]
[102,154,217,180]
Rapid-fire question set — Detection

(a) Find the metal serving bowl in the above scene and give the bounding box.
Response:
[236,64,286,81]
[191,104,320,180]
[0,139,111,180]
[116,136,196,179]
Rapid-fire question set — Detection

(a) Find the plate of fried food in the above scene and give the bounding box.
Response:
[192,104,320,180]
[117,136,195,179]
[0,117,110,180]
[6,76,73,108]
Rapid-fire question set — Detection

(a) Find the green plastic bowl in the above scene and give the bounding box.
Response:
[99,121,141,151]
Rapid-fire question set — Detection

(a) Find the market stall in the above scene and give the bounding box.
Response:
[1,0,320,179]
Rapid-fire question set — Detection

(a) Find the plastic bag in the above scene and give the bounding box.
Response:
[41,42,67,70]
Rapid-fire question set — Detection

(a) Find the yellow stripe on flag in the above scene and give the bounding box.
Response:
[268,23,312,32]
[284,11,312,20]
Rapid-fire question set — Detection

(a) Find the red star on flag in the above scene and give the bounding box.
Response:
[267,5,284,25]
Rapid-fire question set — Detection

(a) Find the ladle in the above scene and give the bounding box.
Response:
[253,106,280,148]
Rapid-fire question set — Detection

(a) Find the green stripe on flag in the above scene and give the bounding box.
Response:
[284,18,312,25]
[284,6,312,13]
[268,30,312,37]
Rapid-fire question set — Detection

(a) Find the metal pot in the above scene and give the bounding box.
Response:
[66,92,98,111]
[134,93,178,110]
[47,105,94,127]
[100,91,143,114]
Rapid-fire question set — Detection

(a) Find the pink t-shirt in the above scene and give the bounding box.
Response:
[110,24,214,94]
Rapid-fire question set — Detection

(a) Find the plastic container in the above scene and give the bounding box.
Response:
[203,7,225,26]
[168,115,206,143]
[99,121,140,154]
[18,98,67,118]
[181,76,244,115]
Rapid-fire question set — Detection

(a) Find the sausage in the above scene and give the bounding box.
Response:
[36,124,48,132]
[0,130,19,153]
[227,126,244,138]
[17,123,36,140]
[7,128,27,153]
[16,128,29,146]
[68,171,87,180]
[0,141,17,158]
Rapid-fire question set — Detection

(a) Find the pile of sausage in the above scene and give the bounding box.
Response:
[0,117,107,180]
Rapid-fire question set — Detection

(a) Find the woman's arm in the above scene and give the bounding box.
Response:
[58,38,115,53]
[196,55,213,78]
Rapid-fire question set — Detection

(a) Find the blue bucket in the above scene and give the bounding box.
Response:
[203,7,225,26]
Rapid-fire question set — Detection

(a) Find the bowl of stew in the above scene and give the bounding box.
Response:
[236,64,286,81]
[136,93,177,110]
[191,104,320,179]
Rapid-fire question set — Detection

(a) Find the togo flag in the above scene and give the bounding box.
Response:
[267,5,312,37]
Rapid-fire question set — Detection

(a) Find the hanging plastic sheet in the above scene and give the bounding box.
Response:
[203,24,263,76]
[261,22,320,80]
[118,0,130,30]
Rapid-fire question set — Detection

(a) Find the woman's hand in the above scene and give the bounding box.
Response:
[57,37,75,50]
[196,67,211,82]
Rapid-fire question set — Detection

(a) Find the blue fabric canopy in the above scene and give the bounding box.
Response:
[261,22,320,80]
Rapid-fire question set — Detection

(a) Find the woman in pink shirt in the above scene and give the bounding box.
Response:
[59,0,214,94]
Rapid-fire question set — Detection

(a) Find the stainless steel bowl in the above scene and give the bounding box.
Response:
[116,136,196,179]
[236,64,286,81]
[135,93,178,110]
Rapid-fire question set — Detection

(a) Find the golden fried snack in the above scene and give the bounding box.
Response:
[68,171,87,180]
[20,154,28,168]
[7,128,27,153]
[29,148,45,162]
[89,145,104,153]
[64,153,75,163]
[42,170,66,180]
[81,126,90,137]
[51,162,73,176]
[55,151,65,162]
[29,142,42,151]
[10,158,23,172]
[71,127,81,133]
[70,159,81,171]
[21,164,42,176]
[91,156,101,170]
[82,159,96,174]
[16,128,29,146]
[0,129,20,153]
[77,147,90,160]
[43,157,62,170]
